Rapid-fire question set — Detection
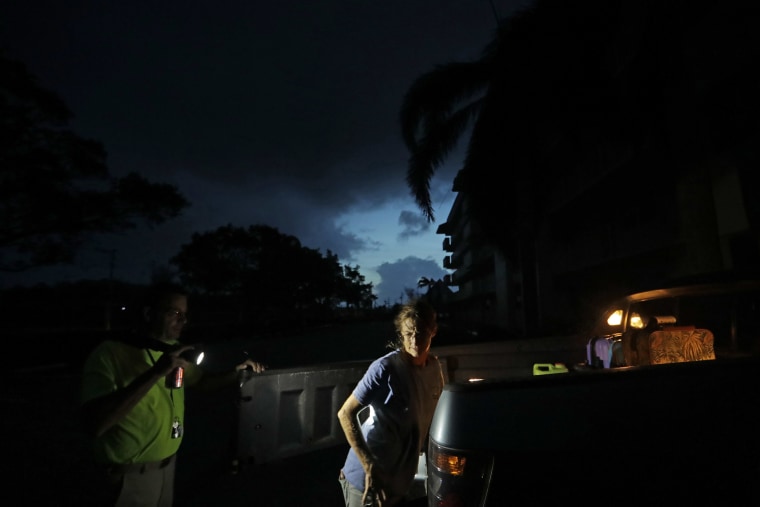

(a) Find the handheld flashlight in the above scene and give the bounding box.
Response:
[166,346,205,389]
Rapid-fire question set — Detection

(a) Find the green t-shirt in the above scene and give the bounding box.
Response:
[80,339,202,464]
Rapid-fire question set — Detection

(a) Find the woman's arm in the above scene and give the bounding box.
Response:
[338,394,389,506]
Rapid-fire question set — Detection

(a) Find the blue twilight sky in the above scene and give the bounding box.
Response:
[0,0,529,305]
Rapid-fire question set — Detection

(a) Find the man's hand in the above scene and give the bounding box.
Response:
[235,359,267,373]
[153,345,194,376]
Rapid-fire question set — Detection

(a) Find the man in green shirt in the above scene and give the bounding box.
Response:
[80,282,266,506]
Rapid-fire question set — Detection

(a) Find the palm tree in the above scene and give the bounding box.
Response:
[416,277,438,292]
[400,0,636,258]
[400,59,494,223]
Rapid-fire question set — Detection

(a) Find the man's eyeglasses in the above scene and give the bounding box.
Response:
[165,308,188,321]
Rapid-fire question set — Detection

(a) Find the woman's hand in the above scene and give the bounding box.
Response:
[365,463,392,506]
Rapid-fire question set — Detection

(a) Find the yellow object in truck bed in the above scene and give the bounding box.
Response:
[532,362,569,375]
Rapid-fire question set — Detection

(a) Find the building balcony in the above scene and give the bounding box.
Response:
[443,253,463,270]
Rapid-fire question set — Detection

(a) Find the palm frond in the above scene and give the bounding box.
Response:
[400,61,491,151]
[406,101,482,222]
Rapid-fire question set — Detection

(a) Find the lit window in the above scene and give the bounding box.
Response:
[607,309,623,326]
[629,312,645,329]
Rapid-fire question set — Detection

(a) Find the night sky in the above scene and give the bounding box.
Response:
[0,0,531,303]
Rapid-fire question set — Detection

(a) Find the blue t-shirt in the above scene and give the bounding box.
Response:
[342,350,444,499]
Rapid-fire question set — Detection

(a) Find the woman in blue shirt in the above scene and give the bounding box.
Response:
[338,299,444,507]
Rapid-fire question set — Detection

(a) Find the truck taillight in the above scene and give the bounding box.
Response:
[427,442,493,507]
[431,449,467,476]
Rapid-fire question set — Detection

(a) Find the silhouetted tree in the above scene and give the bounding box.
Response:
[170,224,376,325]
[417,277,438,292]
[400,0,629,254]
[338,264,376,309]
[0,53,190,272]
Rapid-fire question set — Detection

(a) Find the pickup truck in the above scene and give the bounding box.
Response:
[426,279,760,505]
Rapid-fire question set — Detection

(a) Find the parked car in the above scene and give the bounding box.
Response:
[425,278,760,506]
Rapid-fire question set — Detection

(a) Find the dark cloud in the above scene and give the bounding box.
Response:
[397,211,432,241]
[1,0,526,303]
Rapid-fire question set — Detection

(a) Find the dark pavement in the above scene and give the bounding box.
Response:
[175,439,349,506]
